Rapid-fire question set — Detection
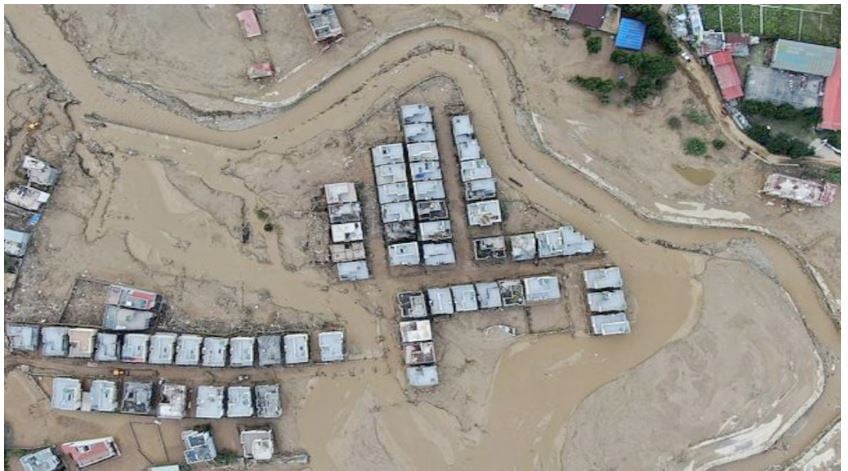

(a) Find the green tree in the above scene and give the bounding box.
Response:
[684,137,707,155]
[712,138,726,149]
[586,36,602,54]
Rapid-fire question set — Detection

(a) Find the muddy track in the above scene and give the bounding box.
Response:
[5,7,840,470]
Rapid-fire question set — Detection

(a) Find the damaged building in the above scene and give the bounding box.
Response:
[304,4,343,42]
[473,236,507,261]
[399,320,433,343]
[762,173,838,207]
[120,381,154,415]
[398,291,428,319]
[157,383,187,419]
[255,384,282,418]
[404,341,436,366]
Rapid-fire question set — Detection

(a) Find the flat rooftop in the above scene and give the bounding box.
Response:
[318,331,345,362]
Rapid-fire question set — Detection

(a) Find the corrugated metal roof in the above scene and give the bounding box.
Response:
[615,18,646,50]
[708,51,744,101]
[772,39,838,77]
[570,4,606,28]
[821,51,841,131]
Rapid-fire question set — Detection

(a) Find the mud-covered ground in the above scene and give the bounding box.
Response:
[4,5,840,471]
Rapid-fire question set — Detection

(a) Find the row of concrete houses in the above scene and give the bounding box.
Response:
[51,377,282,421]
[473,225,595,262]
[324,182,371,281]
[583,266,631,336]
[396,275,562,387]
[372,104,457,267]
[450,114,504,227]
[7,324,346,366]
[5,156,61,291]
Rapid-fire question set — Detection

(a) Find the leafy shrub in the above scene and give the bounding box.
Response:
[683,108,712,126]
[667,116,682,130]
[583,28,592,38]
[684,137,707,155]
[570,75,617,103]
[826,168,840,183]
[745,124,814,158]
[818,130,841,149]
[263,222,275,232]
[712,138,726,149]
[586,36,602,54]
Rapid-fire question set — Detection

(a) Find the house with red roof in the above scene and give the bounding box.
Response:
[707,51,744,101]
[820,51,840,131]
[61,437,121,468]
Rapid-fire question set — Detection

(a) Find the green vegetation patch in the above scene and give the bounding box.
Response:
[700,4,840,47]
[740,100,822,128]
[586,36,602,54]
[684,137,708,155]
[745,124,814,158]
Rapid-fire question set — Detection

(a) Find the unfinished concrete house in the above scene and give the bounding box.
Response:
[404,341,436,366]
[157,383,187,419]
[499,279,526,307]
[148,332,178,365]
[182,430,217,465]
[304,4,343,42]
[330,241,367,263]
[195,385,226,419]
[19,447,62,471]
[51,377,82,411]
[4,228,31,257]
[257,335,282,367]
[175,334,203,366]
[587,289,627,313]
[406,365,439,387]
[474,236,507,261]
[371,143,405,167]
[6,324,39,352]
[240,428,275,461]
[523,276,561,303]
[337,260,371,281]
[229,337,255,367]
[476,282,503,309]
[284,333,310,365]
[255,384,282,418]
[67,328,97,359]
[451,284,479,312]
[419,220,452,242]
[330,222,364,243]
[87,380,118,413]
[583,266,624,291]
[388,241,421,266]
[591,313,632,336]
[41,326,69,357]
[318,331,345,362]
[404,123,436,144]
[400,104,434,125]
[5,185,50,212]
[202,337,229,368]
[328,202,362,224]
[465,178,497,202]
[467,200,502,227]
[406,141,440,162]
[422,242,456,266]
[384,221,418,243]
[510,233,537,261]
[227,386,254,418]
[102,306,156,331]
[324,182,358,205]
[120,333,149,363]
[427,287,454,316]
[412,180,446,201]
[398,291,428,319]
[94,332,120,362]
[415,200,449,221]
[400,320,433,343]
[120,381,154,415]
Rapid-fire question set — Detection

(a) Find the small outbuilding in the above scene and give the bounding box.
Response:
[614,18,645,50]
[255,384,282,418]
[120,381,154,415]
[398,291,428,319]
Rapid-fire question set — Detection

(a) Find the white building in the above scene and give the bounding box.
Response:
[412,180,446,201]
[587,289,627,313]
[229,337,256,367]
[51,377,82,411]
[324,182,358,205]
[406,365,439,387]
[583,267,623,291]
[374,162,408,186]
[284,333,310,364]
[406,142,440,162]
[451,284,479,312]
[371,143,405,167]
[523,276,561,303]
[175,334,203,366]
[409,161,442,181]
[400,104,433,124]
[422,242,456,266]
[202,337,229,367]
[476,282,503,309]
[337,260,371,281]
[377,182,411,204]
[460,158,493,181]
[427,287,455,315]
[467,200,502,227]
[381,201,415,223]
[195,385,225,419]
[318,331,345,362]
[591,313,632,336]
[419,220,452,242]
[330,222,364,243]
[388,242,421,266]
[148,332,177,365]
[404,123,436,144]
[227,385,254,418]
[399,320,433,343]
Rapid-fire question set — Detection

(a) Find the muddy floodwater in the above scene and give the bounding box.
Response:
[4,5,839,471]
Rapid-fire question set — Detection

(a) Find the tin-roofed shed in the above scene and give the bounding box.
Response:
[257,335,282,366]
[41,326,69,357]
[51,377,82,411]
[148,332,178,365]
[6,324,39,351]
[614,18,645,50]
[194,385,225,419]
[230,337,256,367]
[771,39,838,77]
[284,333,310,365]
[227,385,254,418]
[175,334,203,366]
[202,337,229,367]
[318,331,345,362]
